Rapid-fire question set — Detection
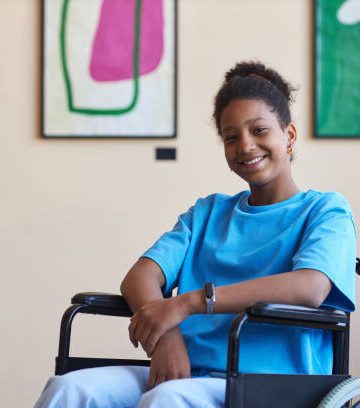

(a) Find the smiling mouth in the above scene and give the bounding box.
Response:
[240,155,266,166]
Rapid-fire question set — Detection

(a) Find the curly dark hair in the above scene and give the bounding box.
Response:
[213,61,297,134]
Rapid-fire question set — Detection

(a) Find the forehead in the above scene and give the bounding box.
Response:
[220,99,278,128]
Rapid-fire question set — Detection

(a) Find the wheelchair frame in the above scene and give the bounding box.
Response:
[55,259,360,407]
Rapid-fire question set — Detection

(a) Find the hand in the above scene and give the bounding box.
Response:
[128,296,189,356]
[147,327,191,389]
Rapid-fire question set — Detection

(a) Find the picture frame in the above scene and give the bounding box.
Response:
[42,0,177,138]
[314,0,360,138]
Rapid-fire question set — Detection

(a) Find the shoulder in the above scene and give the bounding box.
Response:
[304,190,353,216]
[301,190,355,233]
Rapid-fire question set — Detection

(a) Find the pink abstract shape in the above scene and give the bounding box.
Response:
[90,0,164,81]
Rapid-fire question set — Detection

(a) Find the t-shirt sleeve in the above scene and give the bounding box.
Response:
[141,206,194,295]
[292,193,356,311]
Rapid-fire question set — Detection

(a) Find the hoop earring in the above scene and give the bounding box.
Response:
[287,146,293,155]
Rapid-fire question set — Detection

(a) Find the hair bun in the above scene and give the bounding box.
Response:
[224,61,296,103]
[213,60,296,134]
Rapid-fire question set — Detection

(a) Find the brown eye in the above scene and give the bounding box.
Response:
[253,127,267,135]
[223,135,237,144]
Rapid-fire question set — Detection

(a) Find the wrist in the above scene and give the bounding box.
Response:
[159,326,183,343]
[178,290,205,315]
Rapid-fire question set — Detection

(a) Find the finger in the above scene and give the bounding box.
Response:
[133,321,146,345]
[129,316,147,348]
[179,370,191,379]
[128,323,137,347]
[164,371,179,382]
[143,332,161,357]
[155,374,166,386]
[147,371,158,390]
[134,324,154,352]
[129,320,155,354]
[163,361,184,381]
[128,322,138,348]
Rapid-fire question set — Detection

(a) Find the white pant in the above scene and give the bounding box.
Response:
[34,366,226,408]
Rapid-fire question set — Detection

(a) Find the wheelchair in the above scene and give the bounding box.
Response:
[55,259,360,407]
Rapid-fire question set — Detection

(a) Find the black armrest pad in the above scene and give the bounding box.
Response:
[71,292,132,315]
[246,302,347,324]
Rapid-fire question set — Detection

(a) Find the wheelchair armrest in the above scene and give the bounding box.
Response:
[227,302,349,377]
[71,292,132,317]
[246,302,347,325]
[56,293,141,375]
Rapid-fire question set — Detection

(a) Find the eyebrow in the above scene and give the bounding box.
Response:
[221,117,266,132]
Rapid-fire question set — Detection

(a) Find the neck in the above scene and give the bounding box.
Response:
[248,180,299,206]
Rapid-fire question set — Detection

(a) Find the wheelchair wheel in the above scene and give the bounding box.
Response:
[317,377,360,408]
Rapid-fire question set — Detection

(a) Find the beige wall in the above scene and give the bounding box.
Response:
[1,0,359,406]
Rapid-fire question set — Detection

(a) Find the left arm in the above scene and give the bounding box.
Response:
[186,268,332,313]
[129,268,331,355]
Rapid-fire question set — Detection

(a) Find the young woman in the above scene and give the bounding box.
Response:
[35,61,356,408]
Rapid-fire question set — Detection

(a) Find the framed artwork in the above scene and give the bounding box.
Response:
[42,0,177,138]
[314,0,360,138]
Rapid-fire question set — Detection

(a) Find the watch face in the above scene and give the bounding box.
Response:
[204,283,215,313]
[204,282,214,298]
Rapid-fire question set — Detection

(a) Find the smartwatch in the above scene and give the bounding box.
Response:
[204,282,216,314]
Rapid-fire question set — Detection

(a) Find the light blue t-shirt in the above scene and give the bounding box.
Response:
[142,190,356,375]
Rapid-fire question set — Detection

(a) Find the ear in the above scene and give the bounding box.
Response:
[285,122,297,147]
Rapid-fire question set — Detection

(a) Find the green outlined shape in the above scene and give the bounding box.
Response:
[60,0,141,115]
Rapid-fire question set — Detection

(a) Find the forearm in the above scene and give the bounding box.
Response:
[120,257,166,312]
[122,258,186,355]
[182,269,332,315]
[124,265,331,356]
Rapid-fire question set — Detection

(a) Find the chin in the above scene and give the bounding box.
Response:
[248,181,267,189]
[237,173,267,186]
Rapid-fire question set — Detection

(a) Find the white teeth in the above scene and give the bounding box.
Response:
[243,156,264,165]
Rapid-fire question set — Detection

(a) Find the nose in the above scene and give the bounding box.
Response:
[236,132,256,154]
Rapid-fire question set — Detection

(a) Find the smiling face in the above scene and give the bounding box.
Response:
[221,98,297,203]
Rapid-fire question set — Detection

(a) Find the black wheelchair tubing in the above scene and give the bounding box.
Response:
[227,313,248,376]
[246,302,347,324]
[71,292,132,315]
[226,309,349,376]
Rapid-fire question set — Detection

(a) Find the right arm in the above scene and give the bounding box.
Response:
[120,257,166,314]
[120,257,190,388]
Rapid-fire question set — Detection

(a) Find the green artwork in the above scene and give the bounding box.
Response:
[315,0,360,137]
[42,0,177,138]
